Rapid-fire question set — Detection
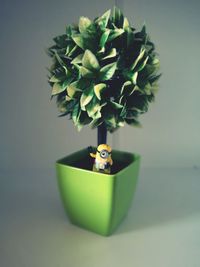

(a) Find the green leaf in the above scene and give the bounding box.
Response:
[80,85,94,110]
[112,6,124,28]
[66,25,72,36]
[123,69,138,84]
[131,72,138,84]
[52,68,68,82]
[65,45,71,56]
[79,16,92,33]
[75,78,91,90]
[78,111,91,126]
[55,52,65,66]
[106,115,117,128]
[92,110,102,120]
[141,24,146,36]
[143,82,152,95]
[71,53,84,64]
[121,81,131,93]
[62,66,69,76]
[65,95,71,101]
[118,121,125,127]
[66,42,78,53]
[79,17,96,38]
[57,96,67,113]
[82,49,100,70]
[72,34,85,50]
[152,58,160,65]
[151,83,159,94]
[76,122,84,131]
[130,47,145,70]
[74,64,94,78]
[126,28,134,48]
[110,101,123,109]
[68,45,79,57]
[123,17,129,30]
[80,67,94,78]
[149,74,161,84]
[72,103,81,125]
[120,104,127,117]
[90,118,103,129]
[87,96,101,118]
[107,28,124,42]
[121,81,136,95]
[125,118,142,127]
[99,62,117,81]
[100,29,110,48]
[144,63,160,77]
[98,46,105,54]
[53,34,68,47]
[51,83,66,96]
[133,85,140,92]
[94,83,106,100]
[136,56,149,72]
[62,78,73,90]
[102,48,117,60]
[63,98,77,111]
[49,75,60,83]
[125,109,138,119]
[95,9,111,29]
[67,82,82,98]
[119,95,126,105]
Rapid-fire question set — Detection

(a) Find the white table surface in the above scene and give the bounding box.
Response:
[1,167,200,267]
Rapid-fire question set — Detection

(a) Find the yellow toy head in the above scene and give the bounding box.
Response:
[89,144,113,173]
[96,144,112,161]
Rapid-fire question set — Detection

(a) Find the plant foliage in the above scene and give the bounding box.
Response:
[47,7,161,132]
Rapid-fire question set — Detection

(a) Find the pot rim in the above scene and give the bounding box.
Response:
[56,147,140,176]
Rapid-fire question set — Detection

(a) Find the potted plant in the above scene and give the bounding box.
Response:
[47,7,160,236]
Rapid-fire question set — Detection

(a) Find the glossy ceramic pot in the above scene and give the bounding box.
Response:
[56,148,140,236]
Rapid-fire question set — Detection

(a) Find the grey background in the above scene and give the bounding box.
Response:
[0,0,200,170]
[1,1,200,267]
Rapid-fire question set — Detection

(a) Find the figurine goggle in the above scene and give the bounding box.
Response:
[98,149,111,159]
[89,144,113,174]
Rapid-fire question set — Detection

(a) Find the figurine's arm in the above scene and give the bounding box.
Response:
[109,157,113,166]
[90,153,96,158]
[88,146,96,159]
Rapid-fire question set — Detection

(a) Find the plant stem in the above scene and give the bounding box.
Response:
[97,123,107,146]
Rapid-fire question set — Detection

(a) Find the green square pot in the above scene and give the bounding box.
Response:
[56,148,140,236]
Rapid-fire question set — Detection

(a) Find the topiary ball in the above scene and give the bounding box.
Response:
[47,7,161,132]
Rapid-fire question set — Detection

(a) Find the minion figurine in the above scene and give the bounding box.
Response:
[89,144,113,174]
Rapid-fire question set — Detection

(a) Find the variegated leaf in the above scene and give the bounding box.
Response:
[80,85,94,110]
[51,83,65,96]
[107,28,124,42]
[94,83,106,100]
[102,48,117,60]
[100,29,110,48]
[99,62,117,81]
[79,17,92,33]
[71,53,84,64]
[130,47,145,70]
[95,9,111,29]
[82,49,100,70]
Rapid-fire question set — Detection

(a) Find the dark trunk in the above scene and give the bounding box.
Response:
[97,123,107,146]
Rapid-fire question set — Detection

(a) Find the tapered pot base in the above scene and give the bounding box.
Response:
[56,148,140,236]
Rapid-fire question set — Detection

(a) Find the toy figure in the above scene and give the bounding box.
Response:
[89,144,113,174]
